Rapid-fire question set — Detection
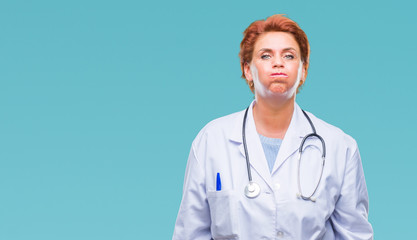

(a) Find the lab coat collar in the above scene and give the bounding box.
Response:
[229,100,311,189]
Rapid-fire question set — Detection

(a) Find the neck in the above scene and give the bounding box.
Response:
[252,96,295,139]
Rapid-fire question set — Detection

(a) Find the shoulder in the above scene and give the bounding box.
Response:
[303,110,358,150]
[192,109,244,147]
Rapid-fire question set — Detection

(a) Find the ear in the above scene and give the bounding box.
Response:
[243,62,253,82]
[299,64,306,86]
[301,64,307,84]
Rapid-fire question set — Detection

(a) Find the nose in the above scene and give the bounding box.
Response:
[272,56,284,68]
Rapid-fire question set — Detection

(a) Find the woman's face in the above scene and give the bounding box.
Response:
[244,31,305,102]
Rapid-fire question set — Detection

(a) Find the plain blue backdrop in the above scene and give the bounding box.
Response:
[1,0,416,239]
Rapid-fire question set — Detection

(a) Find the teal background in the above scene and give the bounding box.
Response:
[1,0,416,239]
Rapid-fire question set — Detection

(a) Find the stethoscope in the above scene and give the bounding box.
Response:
[242,106,326,202]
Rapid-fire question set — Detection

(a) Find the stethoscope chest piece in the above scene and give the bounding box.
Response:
[245,182,261,198]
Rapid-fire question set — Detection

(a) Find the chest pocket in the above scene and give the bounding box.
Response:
[207,190,239,240]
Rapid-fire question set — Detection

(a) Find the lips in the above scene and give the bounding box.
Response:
[270,72,288,78]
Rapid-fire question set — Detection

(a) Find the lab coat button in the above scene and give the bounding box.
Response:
[277,231,284,237]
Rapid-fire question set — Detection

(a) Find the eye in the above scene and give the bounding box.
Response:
[283,54,295,60]
[261,54,271,60]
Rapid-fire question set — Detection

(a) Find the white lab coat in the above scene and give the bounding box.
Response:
[173,101,373,240]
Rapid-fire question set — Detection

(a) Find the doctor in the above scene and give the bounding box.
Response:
[173,14,373,240]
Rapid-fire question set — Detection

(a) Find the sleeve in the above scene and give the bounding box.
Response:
[172,143,212,240]
[330,145,374,240]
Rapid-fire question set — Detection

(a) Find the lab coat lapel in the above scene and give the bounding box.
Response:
[229,101,273,190]
[271,103,310,174]
[229,107,246,161]
[245,103,274,189]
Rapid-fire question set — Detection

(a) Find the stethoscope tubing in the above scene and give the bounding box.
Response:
[242,106,326,201]
[242,107,253,182]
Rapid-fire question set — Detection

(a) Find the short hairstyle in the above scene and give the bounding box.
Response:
[239,14,310,93]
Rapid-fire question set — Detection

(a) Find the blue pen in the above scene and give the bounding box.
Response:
[216,172,222,191]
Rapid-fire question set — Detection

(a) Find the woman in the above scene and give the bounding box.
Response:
[173,14,373,240]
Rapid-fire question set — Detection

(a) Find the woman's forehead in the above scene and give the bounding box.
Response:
[254,32,300,52]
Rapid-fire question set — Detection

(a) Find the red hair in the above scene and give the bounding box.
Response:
[239,14,310,92]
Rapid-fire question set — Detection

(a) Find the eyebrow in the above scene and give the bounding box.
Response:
[257,47,298,53]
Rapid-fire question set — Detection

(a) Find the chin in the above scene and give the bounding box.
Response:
[269,87,287,94]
